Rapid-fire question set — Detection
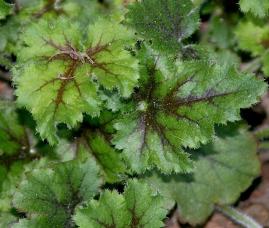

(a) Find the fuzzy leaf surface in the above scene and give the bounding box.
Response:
[14,17,138,144]
[13,159,102,227]
[112,47,266,173]
[74,179,167,228]
[144,129,260,225]
[239,0,269,17]
[126,0,200,53]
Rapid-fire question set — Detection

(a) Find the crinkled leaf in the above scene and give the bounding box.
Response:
[143,129,260,225]
[125,0,200,54]
[13,159,102,227]
[112,46,266,173]
[14,17,138,144]
[239,0,269,18]
[0,0,102,67]
[74,179,167,228]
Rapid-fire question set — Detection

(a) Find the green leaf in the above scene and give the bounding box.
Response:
[0,100,28,156]
[235,21,269,56]
[143,129,260,225]
[15,0,100,22]
[74,179,167,228]
[12,159,102,227]
[206,15,235,49]
[57,127,126,183]
[112,46,266,173]
[14,17,138,144]
[239,0,269,18]
[77,130,126,183]
[0,0,12,20]
[235,21,269,77]
[125,0,200,54]
[0,159,48,212]
[0,212,17,227]
[0,101,44,211]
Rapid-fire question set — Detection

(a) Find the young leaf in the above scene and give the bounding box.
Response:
[143,129,260,225]
[239,0,269,18]
[112,46,266,173]
[235,21,269,77]
[125,0,200,54]
[74,179,167,228]
[12,159,102,227]
[14,17,138,144]
[235,21,269,56]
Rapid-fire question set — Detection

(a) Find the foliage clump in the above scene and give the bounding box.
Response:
[0,0,267,227]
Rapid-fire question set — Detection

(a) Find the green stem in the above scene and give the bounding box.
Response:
[216,205,262,228]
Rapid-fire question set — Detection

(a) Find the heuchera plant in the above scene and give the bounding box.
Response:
[0,0,268,227]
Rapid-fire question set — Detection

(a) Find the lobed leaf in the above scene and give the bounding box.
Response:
[125,0,200,54]
[14,17,138,144]
[235,21,269,56]
[13,159,102,227]
[74,179,167,228]
[143,129,260,225]
[235,21,269,77]
[112,46,266,173]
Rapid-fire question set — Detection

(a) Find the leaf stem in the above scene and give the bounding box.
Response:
[215,205,262,228]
